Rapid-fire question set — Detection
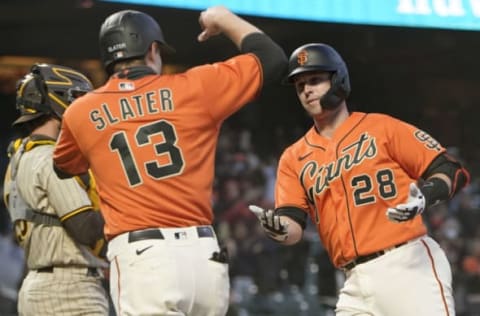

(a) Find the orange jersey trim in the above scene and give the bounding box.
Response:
[422,239,451,316]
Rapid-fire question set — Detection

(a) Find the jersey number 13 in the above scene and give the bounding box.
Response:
[109,120,185,187]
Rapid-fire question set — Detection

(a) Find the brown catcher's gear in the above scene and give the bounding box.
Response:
[14,63,93,125]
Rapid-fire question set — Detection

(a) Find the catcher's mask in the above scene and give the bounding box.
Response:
[13,63,93,126]
[284,43,351,109]
[99,10,175,74]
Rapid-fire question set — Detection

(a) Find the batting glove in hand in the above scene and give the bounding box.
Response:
[386,182,426,223]
[249,205,289,242]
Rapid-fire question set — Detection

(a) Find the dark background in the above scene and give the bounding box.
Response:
[1,0,479,169]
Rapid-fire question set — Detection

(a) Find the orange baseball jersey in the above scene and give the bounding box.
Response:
[53,54,262,239]
[275,112,445,268]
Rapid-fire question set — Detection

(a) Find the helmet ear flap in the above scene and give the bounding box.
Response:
[331,69,351,99]
[320,71,349,109]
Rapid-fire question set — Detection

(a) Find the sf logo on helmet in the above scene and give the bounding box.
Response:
[297,50,308,66]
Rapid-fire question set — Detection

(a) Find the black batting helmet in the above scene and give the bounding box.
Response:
[285,43,351,109]
[13,63,93,126]
[99,10,175,74]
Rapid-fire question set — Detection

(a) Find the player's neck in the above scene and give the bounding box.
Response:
[313,105,349,139]
[31,118,61,140]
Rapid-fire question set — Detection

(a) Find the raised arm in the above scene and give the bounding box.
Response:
[197,6,287,85]
[197,6,261,47]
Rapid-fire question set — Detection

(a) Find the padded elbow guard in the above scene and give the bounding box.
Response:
[421,153,470,206]
[450,165,470,196]
[240,33,288,85]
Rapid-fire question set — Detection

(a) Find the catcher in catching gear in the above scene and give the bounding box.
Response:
[250,43,469,315]
[53,6,287,316]
[3,63,109,315]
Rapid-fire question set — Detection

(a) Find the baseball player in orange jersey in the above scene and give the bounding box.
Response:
[52,6,287,316]
[249,43,470,315]
[3,64,109,315]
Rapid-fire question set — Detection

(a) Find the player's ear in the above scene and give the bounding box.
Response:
[149,42,162,58]
[143,42,155,62]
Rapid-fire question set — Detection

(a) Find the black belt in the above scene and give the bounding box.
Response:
[128,226,215,243]
[343,242,407,271]
[36,266,100,277]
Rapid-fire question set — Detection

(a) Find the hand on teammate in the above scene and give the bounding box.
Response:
[248,205,289,242]
[386,182,426,223]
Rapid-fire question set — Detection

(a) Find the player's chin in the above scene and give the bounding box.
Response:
[302,101,318,112]
[305,105,324,118]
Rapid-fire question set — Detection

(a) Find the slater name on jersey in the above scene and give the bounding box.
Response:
[89,88,174,131]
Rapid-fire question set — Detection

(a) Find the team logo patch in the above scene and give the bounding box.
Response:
[297,50,308,66]
[114,51,125,59]
[414,130,441,151]
[119,82,135,91]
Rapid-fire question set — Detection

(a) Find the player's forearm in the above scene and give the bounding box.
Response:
[62,209,105,247]
[53,163,75,179]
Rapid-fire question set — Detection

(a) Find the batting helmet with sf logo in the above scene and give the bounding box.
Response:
[283,43,351,109]
[297,50,308,66]
[99,10,175,75]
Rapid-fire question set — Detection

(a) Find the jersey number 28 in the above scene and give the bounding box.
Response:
[351,169,397,206]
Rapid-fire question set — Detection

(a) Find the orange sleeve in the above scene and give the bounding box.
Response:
[385,115,445,179]
[188,54,262,123]
[275,147,310,210]
[53,115,89,175]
